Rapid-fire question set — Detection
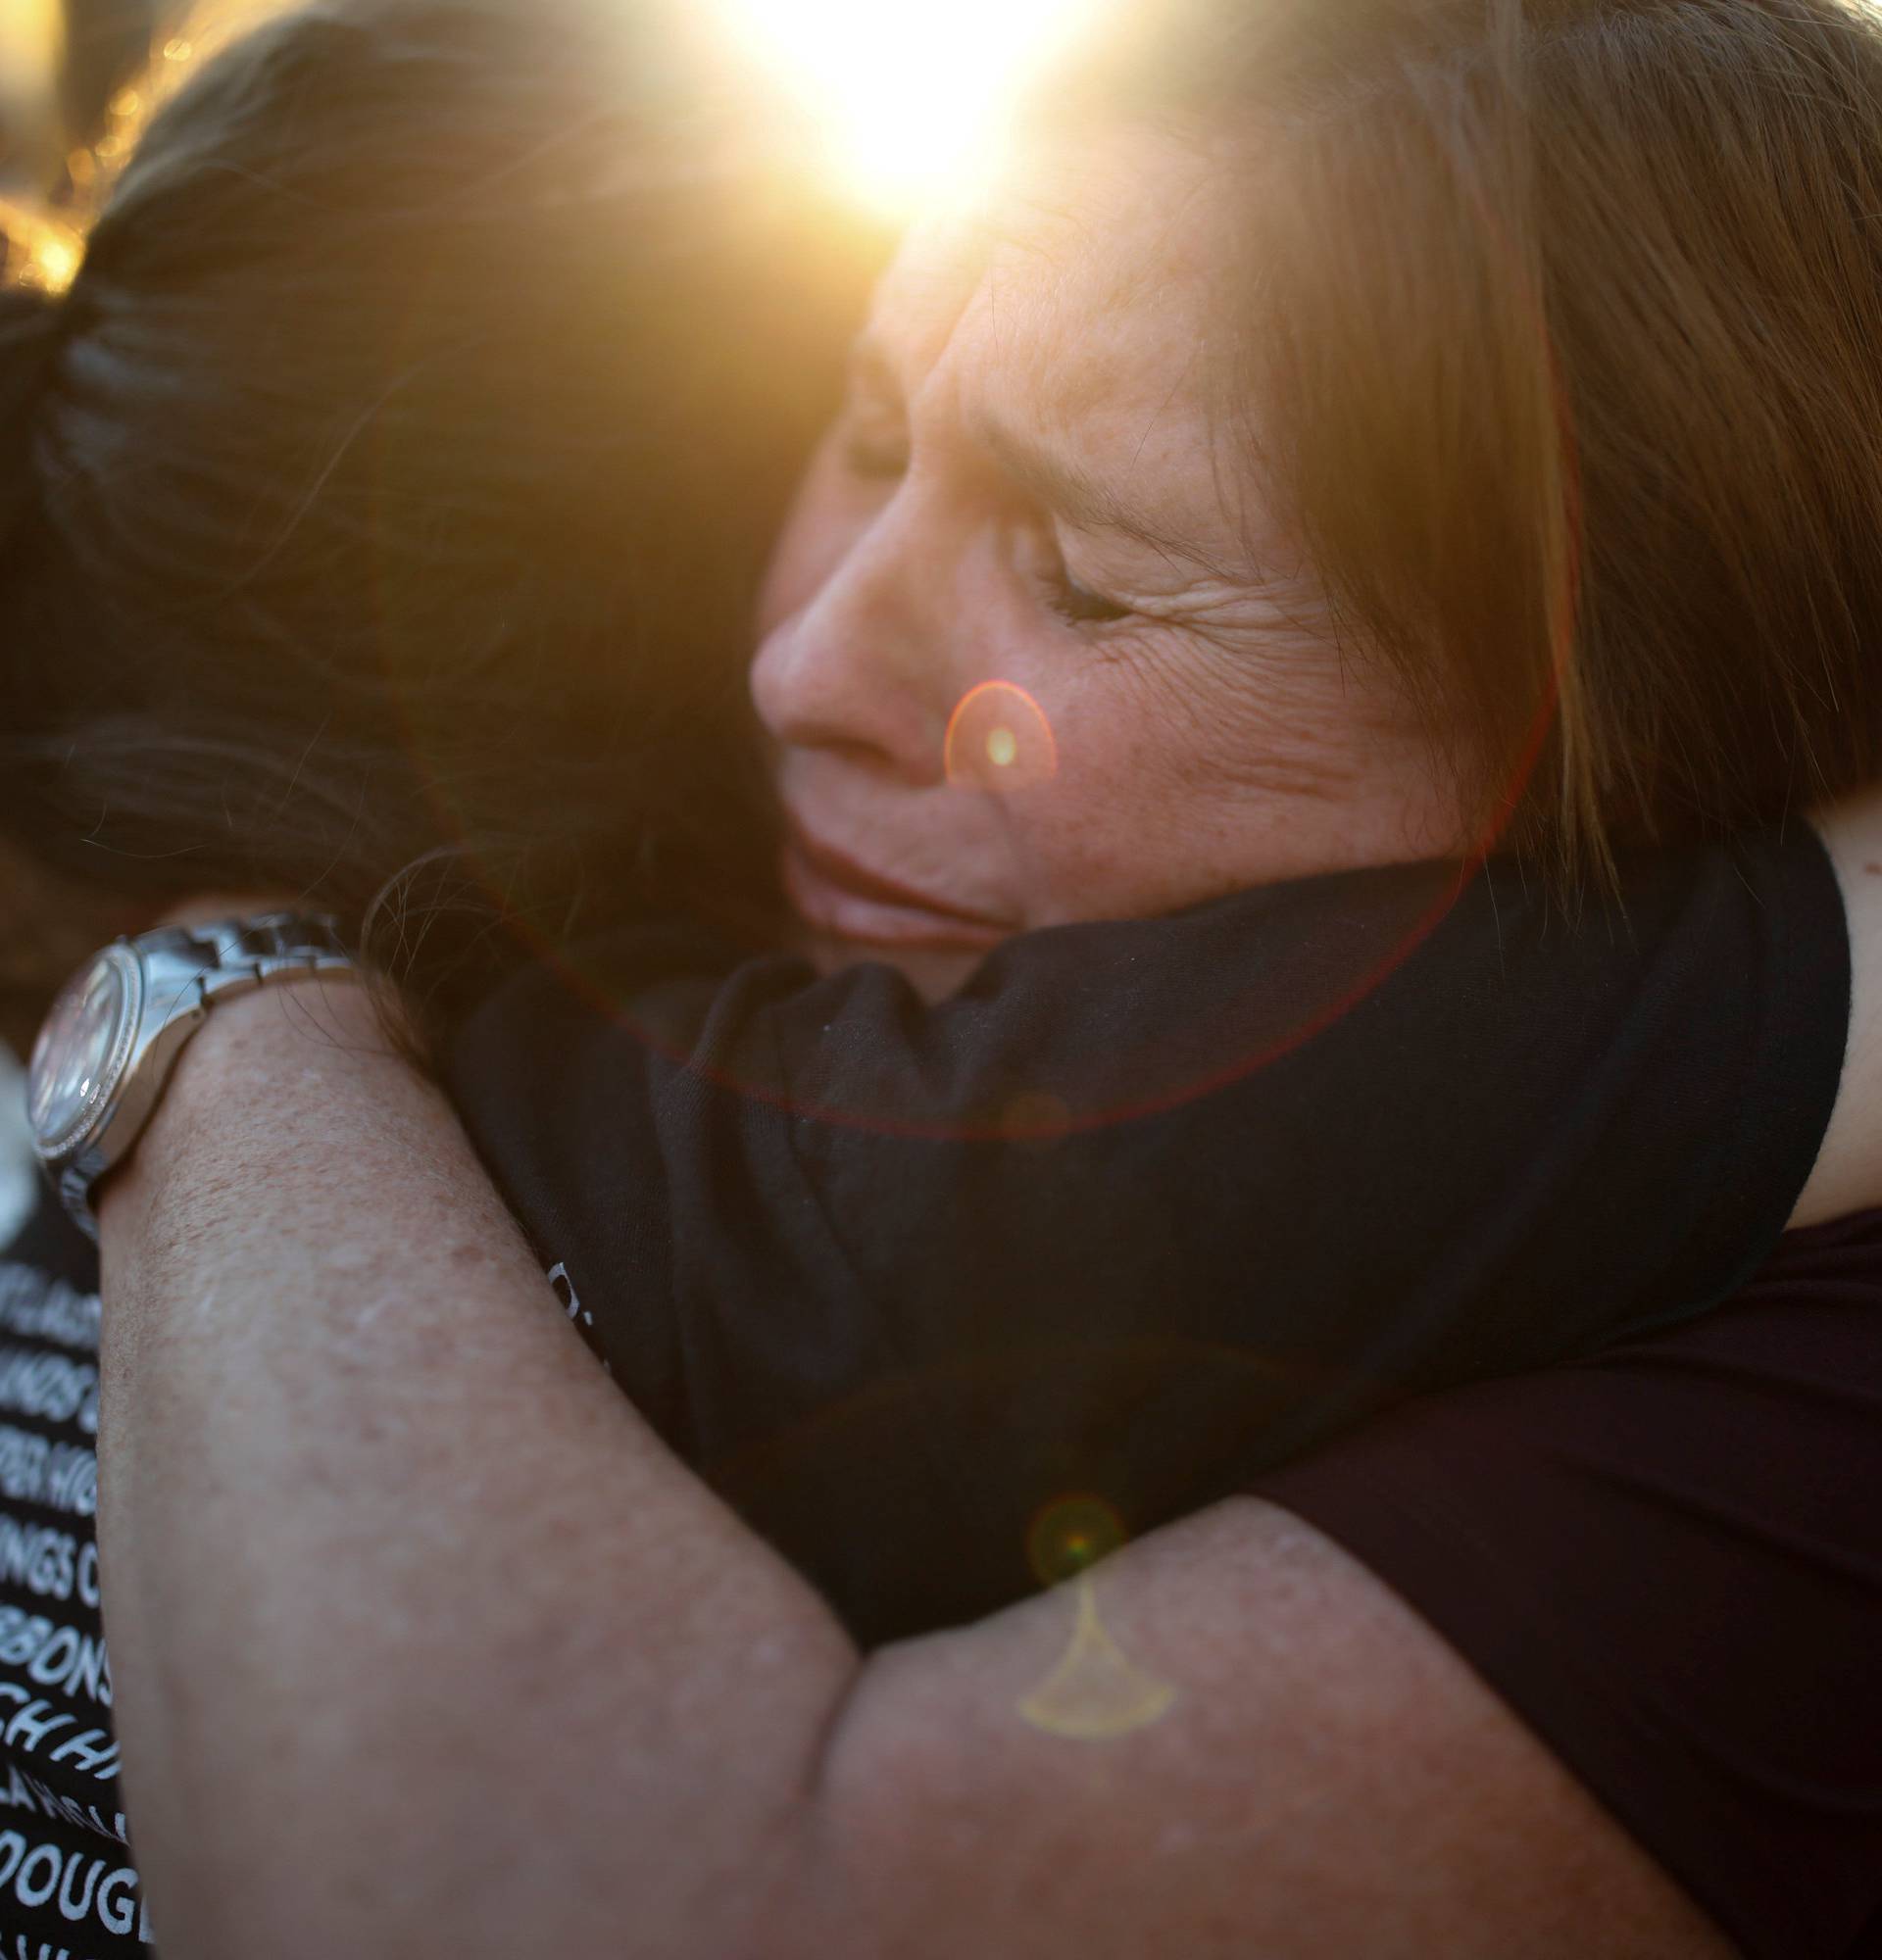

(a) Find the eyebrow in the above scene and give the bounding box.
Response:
[849,332,1235,576]
[971,412,1219,570]
[847,338,1123,536]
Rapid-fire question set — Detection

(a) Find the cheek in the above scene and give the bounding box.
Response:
[996,640,1465,922]
[1007,721,1260,920]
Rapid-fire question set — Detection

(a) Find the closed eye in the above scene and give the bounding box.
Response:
[1046,568,1133,627]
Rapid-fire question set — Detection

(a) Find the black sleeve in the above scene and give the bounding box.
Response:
[445,832,1849,1644]
[1248,1209,1882,1960]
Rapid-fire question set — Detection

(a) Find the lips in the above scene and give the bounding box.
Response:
[780,824,1013,952]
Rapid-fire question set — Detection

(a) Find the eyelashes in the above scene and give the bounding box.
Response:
[1036,524,1133,627]
[1045,570,1133,627]
[836,412,1134,629]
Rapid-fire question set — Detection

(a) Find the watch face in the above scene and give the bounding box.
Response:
[27,945,141,1161]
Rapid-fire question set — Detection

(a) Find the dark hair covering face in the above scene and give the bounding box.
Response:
[0,0,881,1035]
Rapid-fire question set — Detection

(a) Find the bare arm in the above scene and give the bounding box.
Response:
[95,978,1731,1959]
[1793,786,1882,1223]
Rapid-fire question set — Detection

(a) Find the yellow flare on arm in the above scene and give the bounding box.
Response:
[1019,1572,1178,1741]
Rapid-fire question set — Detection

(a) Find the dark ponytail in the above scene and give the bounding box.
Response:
[0,0,882,1040]
[0,285,62,563]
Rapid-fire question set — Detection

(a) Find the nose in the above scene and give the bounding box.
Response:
[750,495,951,786]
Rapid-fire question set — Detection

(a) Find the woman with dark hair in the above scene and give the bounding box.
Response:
[7,0,1882,1953]
[0,0,881,1051]
[0,2,883,1946]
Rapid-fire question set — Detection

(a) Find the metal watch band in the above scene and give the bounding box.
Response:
[37,911,359,1239]
[139,912,356,1013]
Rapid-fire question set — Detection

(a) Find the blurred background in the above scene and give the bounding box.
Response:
[2,0,1103,236]
[2,0,177,197]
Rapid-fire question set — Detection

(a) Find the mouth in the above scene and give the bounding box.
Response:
[780,823,1014,953]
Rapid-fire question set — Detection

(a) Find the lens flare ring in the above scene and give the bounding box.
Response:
[945,679,1058,792]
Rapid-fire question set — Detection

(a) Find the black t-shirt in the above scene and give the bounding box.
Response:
[447,836,1848,1644]
[1251,1208,1882,1960]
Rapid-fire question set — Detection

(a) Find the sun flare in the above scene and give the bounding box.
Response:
[711,0,1107,214]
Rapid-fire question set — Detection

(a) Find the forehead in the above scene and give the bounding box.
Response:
[869,132,1255,536]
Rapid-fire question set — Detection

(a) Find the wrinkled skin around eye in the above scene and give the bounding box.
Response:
[750,130,1467,988]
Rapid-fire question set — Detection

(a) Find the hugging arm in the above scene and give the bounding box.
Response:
[93,979,1733,1960]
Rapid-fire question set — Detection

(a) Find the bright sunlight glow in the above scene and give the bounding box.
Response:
[711,0,1107,215]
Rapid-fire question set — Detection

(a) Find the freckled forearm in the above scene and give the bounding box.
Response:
[94,979,857,1960]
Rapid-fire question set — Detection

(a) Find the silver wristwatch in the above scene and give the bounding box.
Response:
[25,913,356,1236]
